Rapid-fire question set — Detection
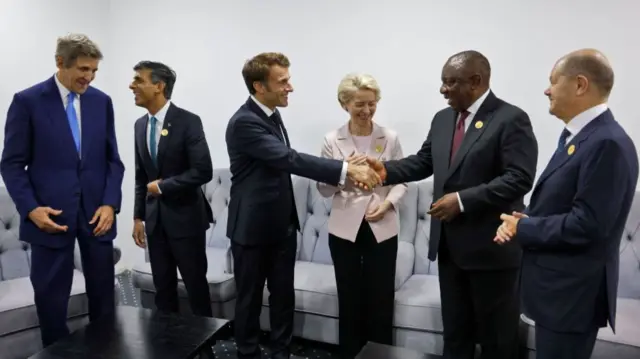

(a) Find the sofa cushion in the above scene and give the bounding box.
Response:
[394,274,443,333]
[264,261,338,318]
[132,247,235,302]
[0,270,88,336]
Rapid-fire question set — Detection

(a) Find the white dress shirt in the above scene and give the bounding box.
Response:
[564,103,608,144]
[250,96,348,186]
[147,100,171,156]
[455,89,491,212]
[54,74,82,157]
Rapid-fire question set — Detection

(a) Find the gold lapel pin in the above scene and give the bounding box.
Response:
[161,129,169,136]
[375,145,383,153]
[475,121,484,129]
[567,144,575,155]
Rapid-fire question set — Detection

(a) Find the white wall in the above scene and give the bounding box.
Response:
[1,0,639,269]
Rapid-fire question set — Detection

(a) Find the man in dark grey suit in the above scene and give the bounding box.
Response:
[130,61,214,318]
[365,51,539,359]
[225,52,379,359]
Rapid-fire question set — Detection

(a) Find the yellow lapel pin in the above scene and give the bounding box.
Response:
[567,144,575,155]
[161,129,169,136]
[475,121,484,129]
[375,145,383,153]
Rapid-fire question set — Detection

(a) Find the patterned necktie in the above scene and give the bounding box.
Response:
[557,128,571,152]
[450,110,470,163]
[66,92,81,153]
[149,116,158,164]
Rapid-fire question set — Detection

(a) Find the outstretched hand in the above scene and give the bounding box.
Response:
[351,157,387,189]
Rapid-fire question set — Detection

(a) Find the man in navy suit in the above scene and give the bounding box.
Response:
[225,52,379,359]
[496,49,639,359]
[0,34,124,347]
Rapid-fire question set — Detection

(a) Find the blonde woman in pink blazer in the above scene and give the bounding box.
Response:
[317,73,407,358]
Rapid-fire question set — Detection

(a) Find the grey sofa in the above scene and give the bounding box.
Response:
[0,187,122,359]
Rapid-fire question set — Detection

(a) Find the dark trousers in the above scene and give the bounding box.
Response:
[30,209,115,347]
[438,240,520,359]
[231,227,297,359]
[147,225,212,317]
[534,324,598,359]
[329,221,398,359]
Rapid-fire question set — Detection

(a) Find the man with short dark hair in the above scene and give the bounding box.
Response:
[496,49,638,359]
[130,61,214,318]
[365,50,539,359]
[225,52,379,359]
[0,33,125,347]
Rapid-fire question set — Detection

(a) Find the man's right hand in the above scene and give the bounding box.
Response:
[347,164,381,190]
[28,207,68,233]
[132,219,146,248]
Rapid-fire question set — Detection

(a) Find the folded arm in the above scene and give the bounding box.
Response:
[383,128,434,185]
[516,139,631,249]
[458,112,538,212]
[159,116,213,195]
[102,96,125,213]
[0,94,40,219]
[232,116,343,185]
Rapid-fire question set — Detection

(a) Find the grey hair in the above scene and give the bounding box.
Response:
[337,73,381,107]
[55,33,103,68]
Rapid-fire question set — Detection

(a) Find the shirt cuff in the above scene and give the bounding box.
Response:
[339,162,348,187]
[157,182,163,194]
[456,192,465,212]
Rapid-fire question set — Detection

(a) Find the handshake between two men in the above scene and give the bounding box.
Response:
[343,152,387,190]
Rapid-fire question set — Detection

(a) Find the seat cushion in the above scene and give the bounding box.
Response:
[394,274,443,333]
[0,270,88,336]
[132,247,236,302]
[263,261,338,317]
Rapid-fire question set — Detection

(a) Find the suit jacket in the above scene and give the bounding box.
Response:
[225,97,344,246]
[133,103,213,239]
[384,91,538,270]
[517,110,638,333]
[317,123,407,242]
[0,76,125,248]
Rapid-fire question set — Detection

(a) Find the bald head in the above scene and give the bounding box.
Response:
[556,49,614,97]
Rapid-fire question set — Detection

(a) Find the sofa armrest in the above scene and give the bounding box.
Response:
[395,241,415,291]
[73,243,123,272]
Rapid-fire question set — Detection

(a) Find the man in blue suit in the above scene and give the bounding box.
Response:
[0,33,124,347]
[496,49,639,359]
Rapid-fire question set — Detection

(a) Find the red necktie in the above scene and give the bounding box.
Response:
[450,111,470,163]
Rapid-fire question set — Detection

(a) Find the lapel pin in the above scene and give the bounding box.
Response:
[161,129,169,136]
[475,121,484,129]
[375,145,383,153]
[567,144,575,155]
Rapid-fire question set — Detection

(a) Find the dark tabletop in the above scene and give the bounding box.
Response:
[28,305,230,359]
[356,342,442,359]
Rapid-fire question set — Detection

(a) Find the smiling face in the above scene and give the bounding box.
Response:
[255,65,293,109]
[129,68,163,108]
[344,89,378,125]
[440,63,477,112]
[544,59,586,122]
[56,56,99,94]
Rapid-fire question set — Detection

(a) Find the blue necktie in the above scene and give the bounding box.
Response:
[66,92,81,153]
[149,116,157,164]
[557,128,571,152]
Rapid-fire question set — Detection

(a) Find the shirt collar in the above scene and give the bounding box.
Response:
[54,73,74,102]
[149,100,172,123]
[565,103,608,136]
[466,89,490,115]
[251,95,275,117]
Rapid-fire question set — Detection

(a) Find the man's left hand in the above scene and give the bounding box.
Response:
[147,180,162,197]
[428,193,460,222]
[494,212,524,244]
[90,205,115,236]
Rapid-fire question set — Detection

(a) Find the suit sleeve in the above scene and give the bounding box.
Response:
[516,139,632,249]
[457,111,538,212]
[0,94,40,219]
[384,135,408,207]
[133,124,148,220]
[158,115,213,194]
[383,127,434,185]
[231,116,343,185]
[101,96,125,213]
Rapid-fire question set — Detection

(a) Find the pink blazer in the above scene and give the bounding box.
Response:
[317,123,407,243]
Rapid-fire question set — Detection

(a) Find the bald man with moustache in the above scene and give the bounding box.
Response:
[496,49,639,359]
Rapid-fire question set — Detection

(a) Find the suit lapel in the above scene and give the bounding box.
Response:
[42,77,79,160]
[135,116,157,177]
[446,92,499,180]
[245,98,286,141]
[156,104,176,171]
[335,124,356,158]
[79,93,96,160]
[369,124,387,159]
[533,113,608,191]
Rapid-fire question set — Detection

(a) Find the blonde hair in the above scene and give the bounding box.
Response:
[55,33,103,68]
[337,73,381,107]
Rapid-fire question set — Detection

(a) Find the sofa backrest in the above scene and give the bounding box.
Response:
[0,187,30,281]
[202,169,233,250]
[292,176,419,266]
[619,190,640,299]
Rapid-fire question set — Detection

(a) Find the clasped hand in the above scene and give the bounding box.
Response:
[494,211,528,244]
[346,152,387,190]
